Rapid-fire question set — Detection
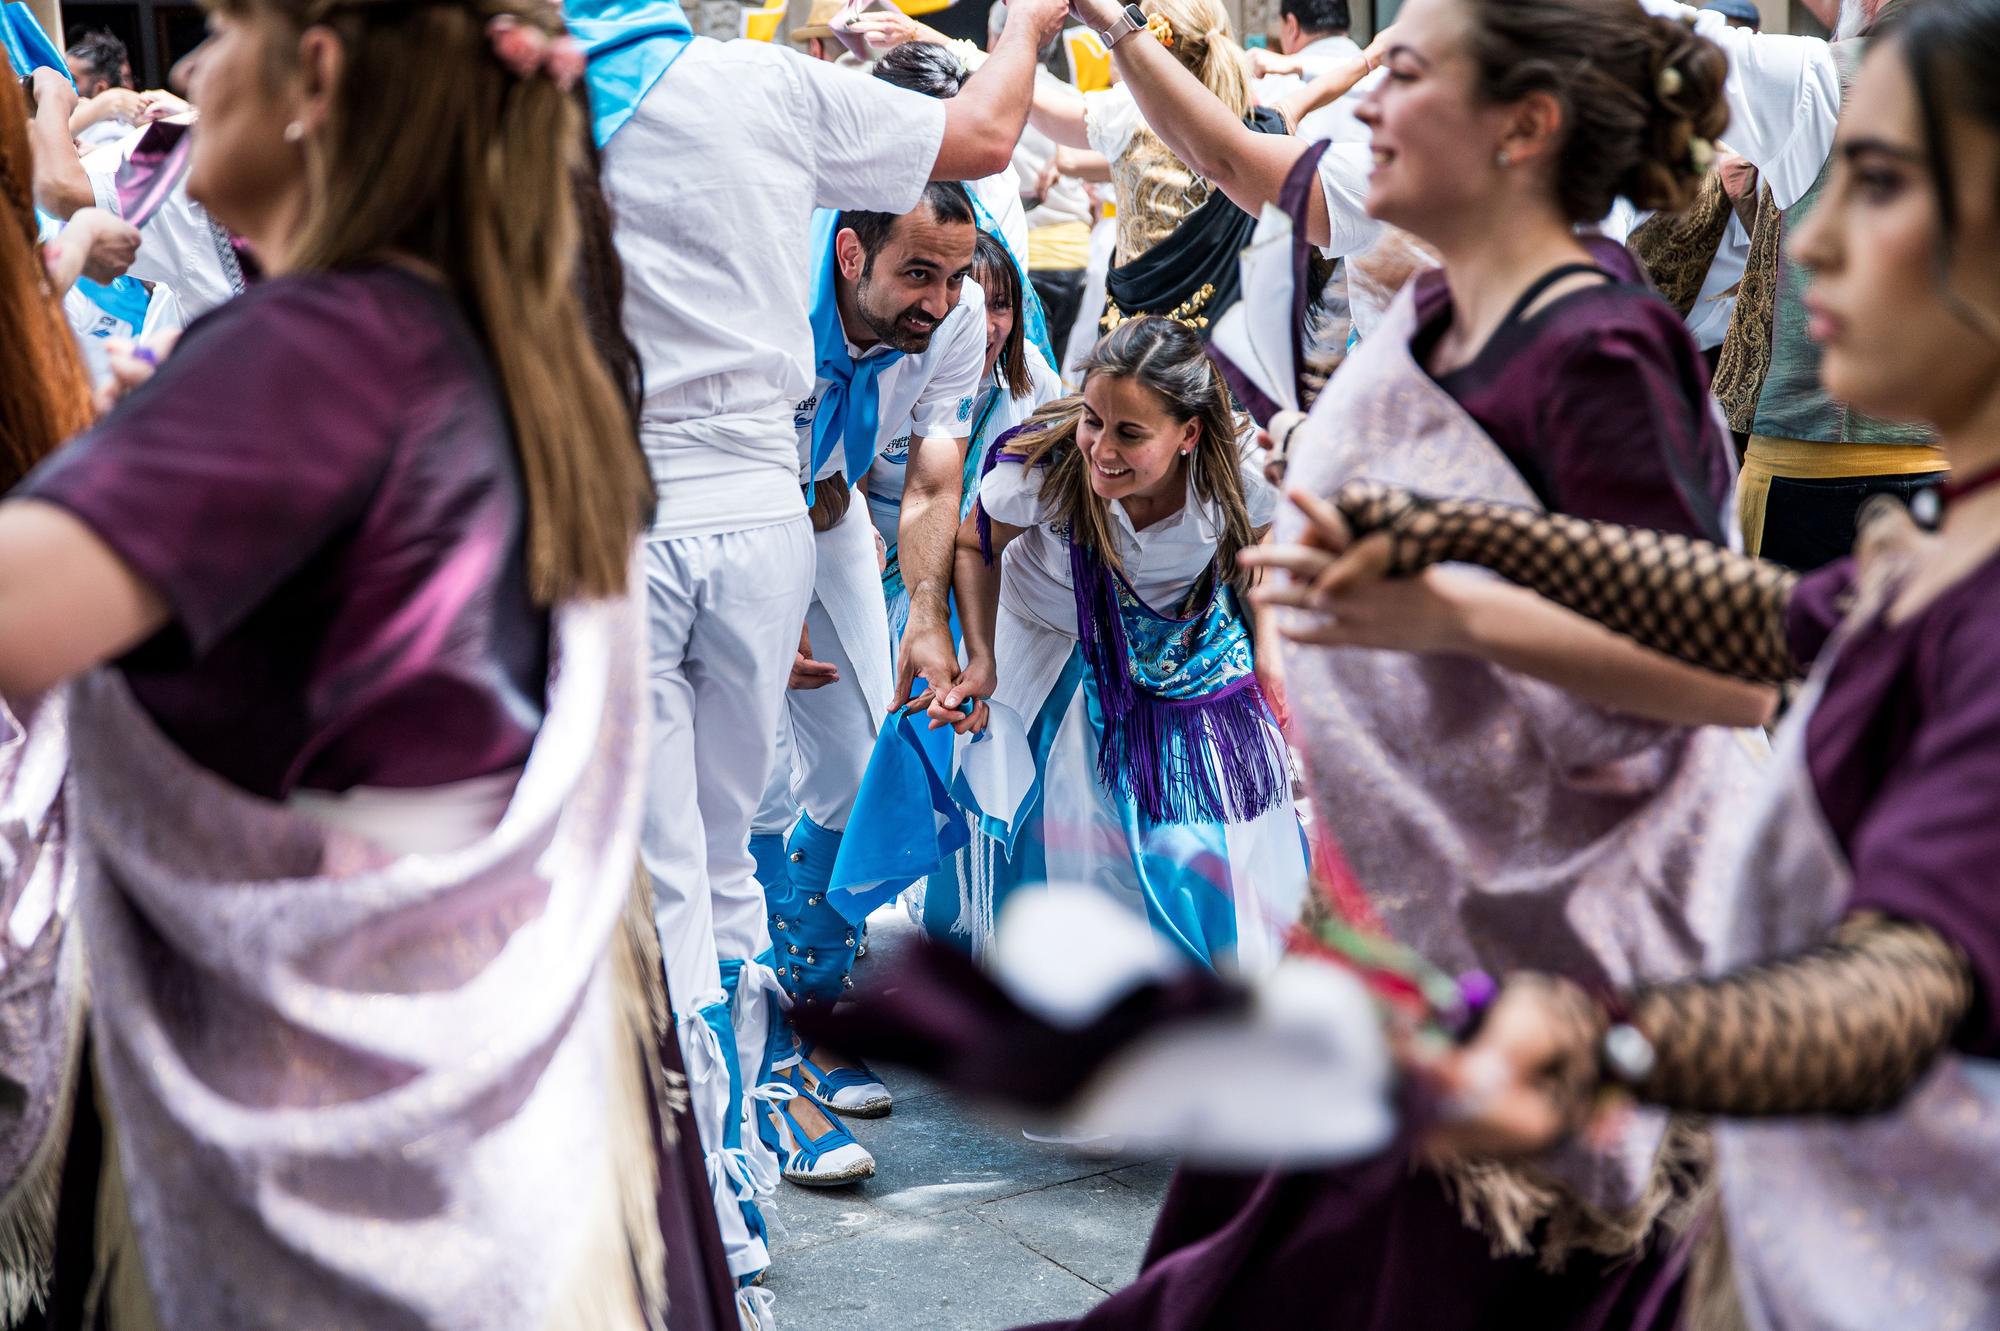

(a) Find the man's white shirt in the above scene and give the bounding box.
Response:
[602,37,949,539]
[797,278,986,522]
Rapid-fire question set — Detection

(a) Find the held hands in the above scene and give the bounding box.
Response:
[924,652,994,735]
[67,208,142,284]
[892,613,975,727]
[839,8,926,51]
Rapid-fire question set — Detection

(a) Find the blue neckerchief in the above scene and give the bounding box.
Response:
[75,274,150,332]
[808,208,905,491]
[36,207,150,335]
[567,0,693,147]
[2,2,67,78]
[964,190,1057,370]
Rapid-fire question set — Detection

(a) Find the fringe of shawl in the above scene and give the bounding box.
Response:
[0,940,86,1330]
[1435,1115,1716,1273]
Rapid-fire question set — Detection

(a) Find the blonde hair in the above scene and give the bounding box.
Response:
[221,0,652,604]
[1141,0,1252,120]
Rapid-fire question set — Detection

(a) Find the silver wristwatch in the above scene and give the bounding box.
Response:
[1600,1022,1657,1088]
[1098,3,1149,48]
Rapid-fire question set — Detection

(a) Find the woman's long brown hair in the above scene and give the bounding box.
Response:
[1011,316,1258,593]
[232,0,653,604]
[0,76,93,489]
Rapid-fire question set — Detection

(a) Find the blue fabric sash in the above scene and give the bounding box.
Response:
[964,190,1056,372]
[808,209,905,490]
[1069,538,1289,826]
[568,0,693,148]
[826,681,972,924]
[2,2,64,77]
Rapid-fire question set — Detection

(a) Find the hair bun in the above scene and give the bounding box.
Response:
[1617,15,1730,211]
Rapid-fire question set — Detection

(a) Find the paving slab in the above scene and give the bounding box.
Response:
[763,1206,1109,1331]
[975,1175,1161,1292]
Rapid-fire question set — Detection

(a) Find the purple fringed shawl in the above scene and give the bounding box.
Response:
[1066,537,1287,826]
[974,431,1288,826]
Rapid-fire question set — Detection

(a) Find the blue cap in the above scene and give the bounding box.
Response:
[1701,0,1762,24]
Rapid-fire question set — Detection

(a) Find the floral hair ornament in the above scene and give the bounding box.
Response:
[1656,63,1684,98]
[1145,12,1174,46]
[486,14,586,91]
[1689,135,1716,171]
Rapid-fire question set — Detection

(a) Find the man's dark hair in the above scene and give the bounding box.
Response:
[837,181,977,269]
[65,30,129,85]
[871,42,965,99]
[1280,0,1351,36]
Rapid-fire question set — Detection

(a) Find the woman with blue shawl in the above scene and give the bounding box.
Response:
[940,316,1307,972]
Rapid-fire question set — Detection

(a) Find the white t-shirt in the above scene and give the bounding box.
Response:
[1253,32,1365,113]
[1314,141,1383,258]
[803,276,986,504]
[603,37,949,539]
[868,348,1065,545]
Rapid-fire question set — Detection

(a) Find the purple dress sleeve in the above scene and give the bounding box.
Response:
[1785,557,1854,672]
[1841,599,2000,1056]
[20,277,398,655]
[1533,320,1730,541]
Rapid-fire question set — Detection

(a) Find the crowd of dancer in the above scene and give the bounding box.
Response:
[1,0,1996,1321]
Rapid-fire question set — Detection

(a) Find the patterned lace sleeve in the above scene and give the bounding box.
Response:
[1334,481,1804,683]
[1628,914,1975,1117]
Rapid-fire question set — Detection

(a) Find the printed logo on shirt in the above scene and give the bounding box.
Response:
[794,393,820,431]
[880,434,912,464]
[957,396,975,423]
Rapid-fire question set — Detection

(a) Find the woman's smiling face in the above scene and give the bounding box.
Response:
[1078,371,1198,503]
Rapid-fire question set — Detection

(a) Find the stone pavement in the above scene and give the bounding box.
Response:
[761,908,1172,1331]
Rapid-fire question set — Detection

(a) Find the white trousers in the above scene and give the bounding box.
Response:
[641,518,813,1284]
[754,499,892,837]
[643,518,813,985]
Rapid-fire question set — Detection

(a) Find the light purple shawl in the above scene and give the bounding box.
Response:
[1712,619,2000,1331]
[1275,285,1766,1221]
[65,583,658,1330]
[0,690,83,1322]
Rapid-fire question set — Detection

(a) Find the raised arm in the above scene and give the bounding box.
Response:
[930,0,1075,179]
[28,70,94,219]
[1063,0,1348,247]
[1325,481,1803,684]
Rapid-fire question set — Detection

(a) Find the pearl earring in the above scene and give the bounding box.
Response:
[1494,149,1511,168]
[283,121,305,143]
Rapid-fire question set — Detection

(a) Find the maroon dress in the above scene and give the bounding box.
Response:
[15,266,737,1331]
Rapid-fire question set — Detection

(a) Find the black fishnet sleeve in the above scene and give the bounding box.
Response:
[1627,914,1975,1117]
[1333,481,1803,684]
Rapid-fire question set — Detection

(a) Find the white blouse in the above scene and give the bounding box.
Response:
[979,426,1279,641]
